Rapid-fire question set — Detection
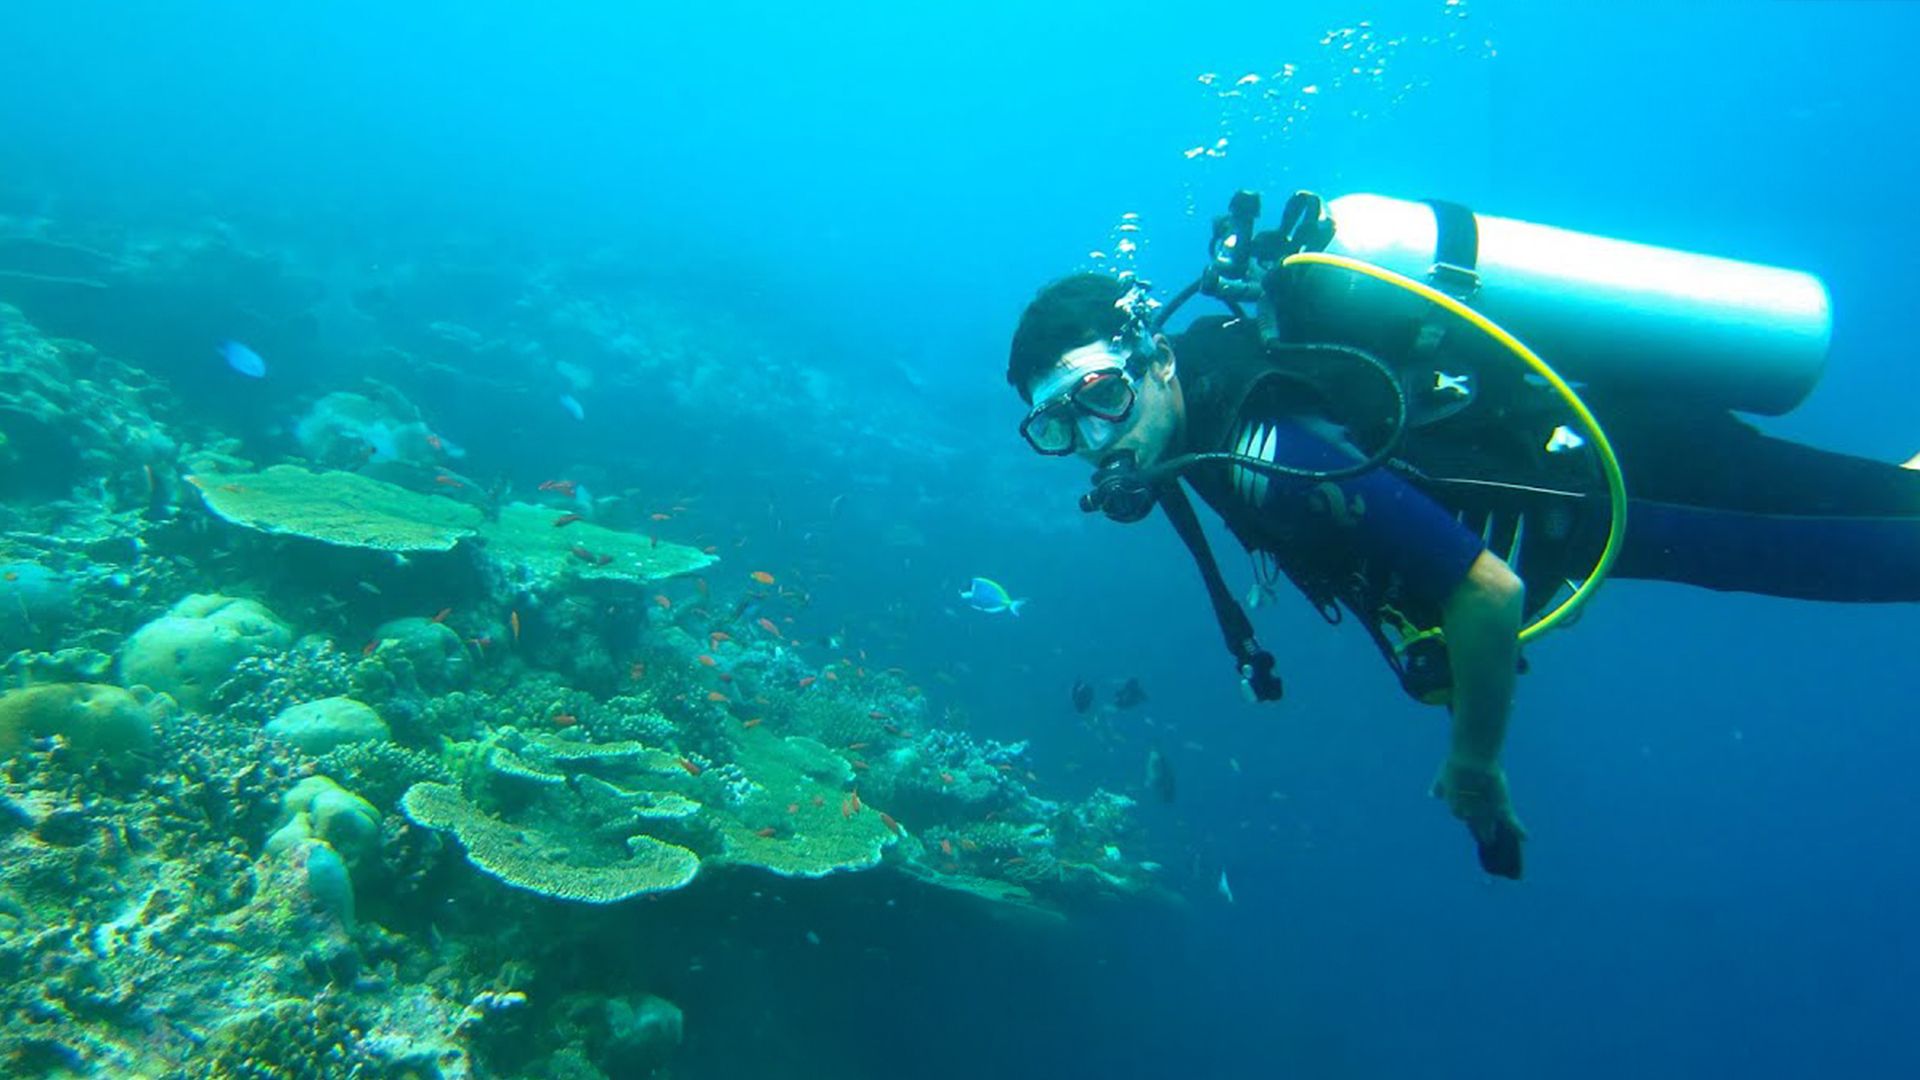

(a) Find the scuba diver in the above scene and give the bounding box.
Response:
[1005,191,1920,880]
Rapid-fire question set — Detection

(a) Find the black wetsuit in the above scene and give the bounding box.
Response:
[1167,315,1920,695]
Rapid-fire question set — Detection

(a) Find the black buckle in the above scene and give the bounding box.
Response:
[1428,261,1481,300]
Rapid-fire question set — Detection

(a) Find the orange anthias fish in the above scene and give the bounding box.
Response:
[867,710,889,720]
[704,691,729,703]
[741,717,763,729]
[649,512,673,522]
[754,826,777,838]
[676,758,702,776]
[696,654,717,667]
[538,479,577,497]
[879,812,902,837]
[756,617,780,637]
[552,713,578,728]
[939,838,954,857]
[434,474,464,488]
[552,513,583,527]
[797,676,817,689]
[652,595,672,609]
[749,570,776,585]
[708,630,730,644]
[430,607,453,624]
[509,610,521,642]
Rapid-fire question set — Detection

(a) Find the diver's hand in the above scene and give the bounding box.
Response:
[1237,649,1283,703]
[1432,758,1527,880]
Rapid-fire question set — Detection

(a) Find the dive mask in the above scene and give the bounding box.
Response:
[1020,342,1139,456]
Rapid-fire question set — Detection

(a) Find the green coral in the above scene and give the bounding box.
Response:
[400,781,700,903]
[182,998,403,1079]
[706,734,895,879]
[192,474,713,586]
[481,501,716,585]
[117,594,293,712]
[0,683,160,773]
[263,775,381,870]
[192,465,484,551]
[312,738,452,812]
[778,684,891,748]
[480,728,677,790]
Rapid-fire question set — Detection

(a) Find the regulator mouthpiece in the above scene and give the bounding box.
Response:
[1079,450,1160,523]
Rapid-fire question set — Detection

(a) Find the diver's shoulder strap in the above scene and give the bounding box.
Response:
[1156,479,1260,661]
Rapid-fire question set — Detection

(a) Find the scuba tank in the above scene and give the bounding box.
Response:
[1299,193,1833,416]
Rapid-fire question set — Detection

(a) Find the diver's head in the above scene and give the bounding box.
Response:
[1007,273,1182,467]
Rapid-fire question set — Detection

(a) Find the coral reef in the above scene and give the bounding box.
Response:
[117,594,293,711]
[401,781,701,904]
[265,696,392,753]
[265,775,382,871]
[0,302,177,508]
[194,465,483,552]
[0,682,166,776]
[294,388,445,471]
[479,502,717,589]
[0,227,1177,1078]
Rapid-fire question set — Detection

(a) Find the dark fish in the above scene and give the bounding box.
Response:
[1113,677,1148,710]
[1071,678,1094,714]
[1145,746,1175,803]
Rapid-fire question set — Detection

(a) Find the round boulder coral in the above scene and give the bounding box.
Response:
[266,774,381,872]
[0,682,161,774]
[265,696,389,753]
[117,594,292,710]
[372,617,471,692]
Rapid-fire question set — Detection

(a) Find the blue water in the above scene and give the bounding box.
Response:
[4,1,1918,1076]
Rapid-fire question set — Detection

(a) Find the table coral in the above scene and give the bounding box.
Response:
[193,465,484,552]
[400,781,700,904]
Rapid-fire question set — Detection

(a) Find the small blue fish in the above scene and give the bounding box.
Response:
[959,576,1026,616]
[558,393,585,421]
[218,340,266,378]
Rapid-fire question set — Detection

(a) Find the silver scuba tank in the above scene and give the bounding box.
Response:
[1305,193,1832,416]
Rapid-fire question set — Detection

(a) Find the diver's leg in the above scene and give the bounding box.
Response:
[1604,406,1920,601]
[1614,500,1920,602]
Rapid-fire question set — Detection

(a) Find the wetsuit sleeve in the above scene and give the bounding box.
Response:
[1253,419,1489,610]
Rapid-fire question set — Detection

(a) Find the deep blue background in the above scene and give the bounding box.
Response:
[4,2,1917,1077]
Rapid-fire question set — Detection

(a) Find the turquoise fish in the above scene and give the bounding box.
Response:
[959,577,1026,616]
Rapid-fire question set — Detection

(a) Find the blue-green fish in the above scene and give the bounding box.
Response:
[959,577,1026,616]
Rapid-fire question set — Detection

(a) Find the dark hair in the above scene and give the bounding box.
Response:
[1006,273,1134,402]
